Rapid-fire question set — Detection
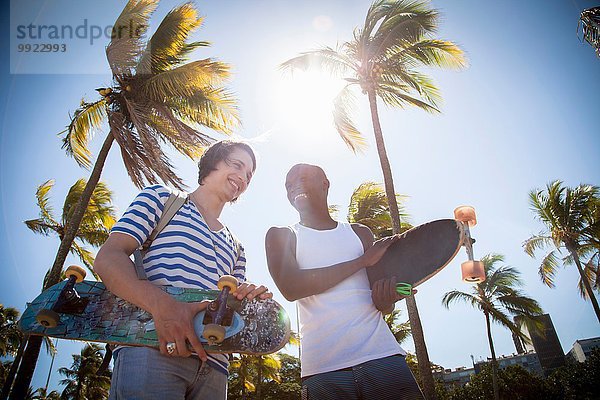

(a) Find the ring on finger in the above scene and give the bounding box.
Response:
[166,342,177,355]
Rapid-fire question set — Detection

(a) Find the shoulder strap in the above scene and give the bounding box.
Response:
[133,190,188,280]
[143,190,188,251]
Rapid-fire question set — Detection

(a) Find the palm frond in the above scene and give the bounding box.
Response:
[140,59,230,100]
[69,242,98,277]
[328,204,340,219]
[333,85,368,153]
[387,39,467,70]
[280,47,356,76]
[24,219,59,237]
[62,179,116,235]
[579,257,599,299]
[61,99,107,169]
[441,290,480,310]
[523,234,554,257]
[378,70,441,109]
[106,0,158,78]
[165,86,241,135]
[149,113,208,160]
[377,83,439,112]
[137,2,203,74]
[34,179,57,223]
[360,0,434,50]
[366,2,439,60]
[111,102,186,189]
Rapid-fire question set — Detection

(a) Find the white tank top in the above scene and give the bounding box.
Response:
[292,221,405,377]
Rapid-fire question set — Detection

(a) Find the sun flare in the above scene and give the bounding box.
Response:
[271,70,345,134]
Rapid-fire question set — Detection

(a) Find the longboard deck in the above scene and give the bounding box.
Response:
[367,219,464,288]
[20,281,291,355]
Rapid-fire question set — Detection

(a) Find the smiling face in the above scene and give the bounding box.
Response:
[285,164,329,211]
[198,141,256,202]
[210,147,254,201]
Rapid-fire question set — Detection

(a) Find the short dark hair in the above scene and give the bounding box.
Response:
[197,140,257,186]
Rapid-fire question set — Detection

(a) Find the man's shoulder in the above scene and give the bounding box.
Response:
[266,225,295,236]
[266,225,295,243]
[348,222,372,235]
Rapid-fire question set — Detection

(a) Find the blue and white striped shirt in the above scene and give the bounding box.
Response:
[112,184,246,374]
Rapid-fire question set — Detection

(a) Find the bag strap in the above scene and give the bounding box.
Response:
[133,190,188,280]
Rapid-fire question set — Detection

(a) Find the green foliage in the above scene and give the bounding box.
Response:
[62,0,239,190]
[346,181,411,239]
[0,305,22,358]
[228,353,301,400]
[24,179,116,280]
[436,350,600,400]
[524,180,600,320]
[545,348,600,400]
[442,254,544,345]
[58,343,111,400]
[437,364,555,400]
[1,360,13,388]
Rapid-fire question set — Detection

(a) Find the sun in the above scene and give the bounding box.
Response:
[270,70,346,135]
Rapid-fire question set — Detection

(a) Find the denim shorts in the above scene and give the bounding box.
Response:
[302,354,424,400]
[108,347,227,400]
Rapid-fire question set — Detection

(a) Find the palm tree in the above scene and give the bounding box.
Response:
[281,1,466,397]
[579,6,600,57]
[0,305,21,359]
[523,180,600,322]
[384,309,412,344]
[229,354,281,400]
[59,344,110,400]
[25,179,116,282]
[441,254,544,400]
[32,388,60,400]
[0,306,22,400]
[228,334,298,399]
[11,1,240,397]
[347,181,411,238]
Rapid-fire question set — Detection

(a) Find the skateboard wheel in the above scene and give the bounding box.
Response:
[65,265,86,283]
[217,275,238,292]
[203,323,226,344]
[454,206,477,227]
[461,261,485,283]
[36,309,60,328]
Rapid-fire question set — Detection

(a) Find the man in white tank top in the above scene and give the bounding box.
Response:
[266,164,424,399]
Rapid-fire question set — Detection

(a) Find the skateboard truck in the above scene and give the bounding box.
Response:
[454,206,485,283]
[395,282,413,296]
[202,275,238,345]
[36,265,89,328]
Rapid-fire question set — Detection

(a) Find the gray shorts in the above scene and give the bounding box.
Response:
[302,354,424,400]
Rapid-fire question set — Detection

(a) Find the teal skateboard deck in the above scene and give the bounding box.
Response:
[19,280,291,355]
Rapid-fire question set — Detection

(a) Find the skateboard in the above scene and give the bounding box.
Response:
[367,205,484,293]
[19,271,291,355]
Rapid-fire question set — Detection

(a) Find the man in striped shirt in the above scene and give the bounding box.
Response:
[95,140,271,399]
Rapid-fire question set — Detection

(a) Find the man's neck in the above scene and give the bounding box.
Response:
[299,211,337,230]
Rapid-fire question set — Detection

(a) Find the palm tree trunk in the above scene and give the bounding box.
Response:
[257,356,263,400]
[10,132,115,399]
[367,89,436,400]
[0,336,27,400]
[566,242,600,323]
[8,336,42,400]
[484,312,500,400]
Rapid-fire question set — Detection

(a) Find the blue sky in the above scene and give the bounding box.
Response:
[1,0,599,393]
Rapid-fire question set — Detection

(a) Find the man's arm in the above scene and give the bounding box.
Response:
[265,225,396,301]
[94,233,208,360]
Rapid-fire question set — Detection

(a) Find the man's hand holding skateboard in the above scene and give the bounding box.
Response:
[155,282,273,358]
